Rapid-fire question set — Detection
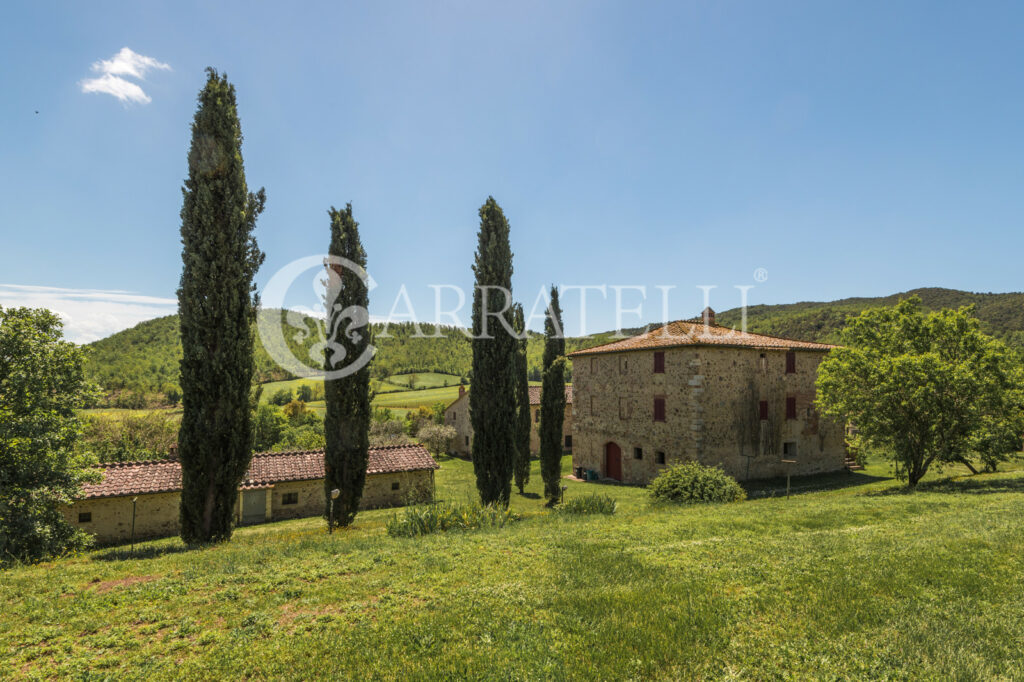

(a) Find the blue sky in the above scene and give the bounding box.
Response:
[1,1,1022,342]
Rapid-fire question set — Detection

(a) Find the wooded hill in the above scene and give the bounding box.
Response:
[84,288,1024,397]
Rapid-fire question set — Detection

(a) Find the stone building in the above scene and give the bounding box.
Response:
[567,309,847,484]
[444,385,574,458]
[63,444,439,545]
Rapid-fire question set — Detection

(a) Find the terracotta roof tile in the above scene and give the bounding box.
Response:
[568,320,836,357]
[526,385,573,405]
[79,445,439,500]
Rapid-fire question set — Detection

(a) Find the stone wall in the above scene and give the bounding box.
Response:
[64,469,436,546]
[445,394,573,458]
[571,345,846,484]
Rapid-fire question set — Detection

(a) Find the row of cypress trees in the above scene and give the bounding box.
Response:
[177,70,370,543]
[469,200,566,507]
[178,70,568,544]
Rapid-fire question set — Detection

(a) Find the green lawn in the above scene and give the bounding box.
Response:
[257,376,324,402]
[371,384,462,411]
[384,372,463,390]
[5,458,1024,679]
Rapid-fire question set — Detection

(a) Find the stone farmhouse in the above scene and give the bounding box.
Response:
[568,308,847,484]
[445,385,574,458]
[63,444,439,545]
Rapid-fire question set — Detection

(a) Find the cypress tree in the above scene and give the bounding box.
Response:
[540,286,566,504]
[512,303,532,494]
[469,197,518,505]
[177,69,265,544]
[323,204,371,528]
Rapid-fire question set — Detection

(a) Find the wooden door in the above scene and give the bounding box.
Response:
[605,442,622,481]
[241,489,266,525]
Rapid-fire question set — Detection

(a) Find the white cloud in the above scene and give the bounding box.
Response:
[80,47,170,105]
[0,284,177,344]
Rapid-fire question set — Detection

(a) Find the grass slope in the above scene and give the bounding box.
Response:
[5,457,1024,679]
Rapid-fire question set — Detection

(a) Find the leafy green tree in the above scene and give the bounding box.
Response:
[323,204,371,528]
[177,69,266,544]
[419,423,457,455]
[511,303,532,494]
[817,297,1024,487]
[253,404,287,452]
[469,197,518,505]
[0,307,99,564]
[540,287,567,503]
[296,383,314,402]
[269,388,293,406]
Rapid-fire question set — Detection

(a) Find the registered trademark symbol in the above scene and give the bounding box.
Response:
[753,268,768,283]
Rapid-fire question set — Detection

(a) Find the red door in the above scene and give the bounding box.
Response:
[605,442,622,481]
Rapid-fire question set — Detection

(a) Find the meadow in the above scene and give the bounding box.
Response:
[4,456,1024,679]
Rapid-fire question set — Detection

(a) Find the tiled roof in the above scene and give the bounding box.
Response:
[79,445,439,500]
[568,320,836,357]
[526,385,573,406]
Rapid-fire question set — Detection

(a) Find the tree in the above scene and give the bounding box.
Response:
[253,404,287,452]
[177,69,266,544]
[816,298,1024,488]
[323,204,371,528]
[296,383,314,402]
[419,424,457,456]
[269,388,293,406]
[511,303,532,494]
[469,197,519,505]
[539,286,567,503]
[0,307,99,564]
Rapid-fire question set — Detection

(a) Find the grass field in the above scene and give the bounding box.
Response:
[5,456,1024,679]
[385,372,463,390]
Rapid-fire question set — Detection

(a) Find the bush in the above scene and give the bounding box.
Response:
[418,423,456,455]
[79,410,180,462]
[268,388,293,406]
[555,493,617,515]
[385,501,520,537]
[648,462,746,505]
[370,419,411,448]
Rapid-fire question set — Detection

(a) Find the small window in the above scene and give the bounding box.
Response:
[619,356,629,373]
[534,409,540,423]
[282,492,298,505]
[783,441,797,458]
[758,400,768,421]
[653,351,665,374]
[78,512,91,523]
[634,447,643,460]
[759,353,767,372]
[786,396,797,420]
[465,436,469,446]
[564,434,572,449]
[653,397,666,422]
[656,451,666,465]
[391,481,400,491]
[619,397,632,419]
[786,351,796,374]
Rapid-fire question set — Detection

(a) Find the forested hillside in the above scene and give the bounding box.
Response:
[84,288,1024,402]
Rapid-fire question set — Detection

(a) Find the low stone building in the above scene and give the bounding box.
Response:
[63,444,439,545]
[568,309,847,484]
[444,385,574,458]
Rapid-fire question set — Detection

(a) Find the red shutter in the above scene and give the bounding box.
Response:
[654,397,666,422]
[786,351,796,374]
[653,351,665,374]
[786,396,797,419]
[759,400,768,420]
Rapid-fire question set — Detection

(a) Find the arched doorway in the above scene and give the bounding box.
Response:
[604,442,622,481]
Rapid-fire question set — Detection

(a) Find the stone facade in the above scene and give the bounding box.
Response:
[570,345,847,484]
[63,469,435,546]
[445,386,574,458]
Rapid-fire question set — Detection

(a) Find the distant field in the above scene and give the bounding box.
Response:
[258,377,324,402]
[372,385,462,410]
[81,408,183,418]
[385,372,462,389]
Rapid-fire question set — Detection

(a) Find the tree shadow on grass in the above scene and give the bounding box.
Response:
[518,492,541,499]
[868,472,1024,497]
[745,469,893,499]
[93,542,192,562]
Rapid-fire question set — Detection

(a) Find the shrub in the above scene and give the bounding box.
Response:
[418,423,456,455]
[555,493,617,515]
[369,419,410,447]
[385,501,520,537]
[648,462,746,505]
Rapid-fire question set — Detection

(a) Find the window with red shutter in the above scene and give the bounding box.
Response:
[654,397,666,422]
[759,400,768,420]
[786,351,796,374]
[653,351,665,373]
[786,396,797,419]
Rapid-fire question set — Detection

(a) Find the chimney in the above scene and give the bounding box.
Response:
[168,443,178,461]
[702,307,716,326]
[458,385,466,397]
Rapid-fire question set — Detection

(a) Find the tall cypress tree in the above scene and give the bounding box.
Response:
[512,303,532,494]
[323,204,371,528]
[540,286,566,504]
[470,197,518,505]
[178,69,265,544]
